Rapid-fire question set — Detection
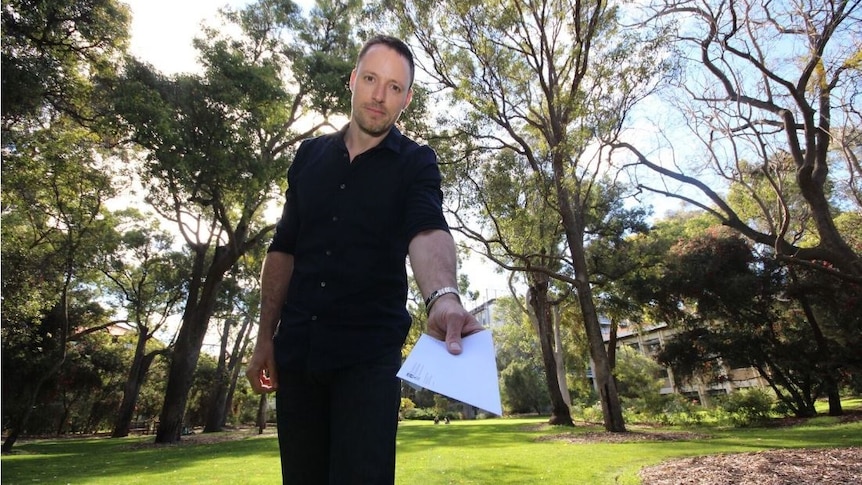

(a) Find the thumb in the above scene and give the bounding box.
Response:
[445,321,464,355]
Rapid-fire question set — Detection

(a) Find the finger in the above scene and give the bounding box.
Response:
[245,366,260,392]
[445,315,467,355]
[426,314,446,341]
[461,319,484,336]
[267,365,279,391]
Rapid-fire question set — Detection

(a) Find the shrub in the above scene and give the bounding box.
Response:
[402,407,437,421]
[717,388,775,427]
[657,394,705,426]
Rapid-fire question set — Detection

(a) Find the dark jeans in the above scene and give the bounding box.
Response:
[276,351,402,485]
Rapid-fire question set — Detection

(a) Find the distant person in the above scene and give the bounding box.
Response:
[246,34,483,485]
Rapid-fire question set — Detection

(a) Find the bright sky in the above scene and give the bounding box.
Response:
[125,0,252,74]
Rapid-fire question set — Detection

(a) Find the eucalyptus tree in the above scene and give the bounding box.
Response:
[618,0,862,283]
[456,150,575,425]
[1,119,123,451]
[388,0,670,432]
[100,214,188,437]
[203,260,262,433]
[1,0,131,451]
[109,0,364,443]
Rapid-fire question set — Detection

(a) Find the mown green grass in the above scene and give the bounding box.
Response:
[3,408,860,484]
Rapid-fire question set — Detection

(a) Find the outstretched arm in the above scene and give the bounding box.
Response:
[409,229,484,354]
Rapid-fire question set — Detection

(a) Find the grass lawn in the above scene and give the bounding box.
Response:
[3,400,860,484]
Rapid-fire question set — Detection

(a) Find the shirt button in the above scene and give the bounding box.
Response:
[340,183,346,189]
[311,315,318,321]
[325,250,332,256]
[320,281,327,287]
[332,216,338,222]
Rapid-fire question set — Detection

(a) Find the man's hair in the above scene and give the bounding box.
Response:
[357,35,415,88]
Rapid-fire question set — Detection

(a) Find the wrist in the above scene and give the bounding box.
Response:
[424,286,460,315]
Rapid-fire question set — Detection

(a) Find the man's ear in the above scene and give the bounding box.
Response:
[403,88,414,110]
[348,68,357,91]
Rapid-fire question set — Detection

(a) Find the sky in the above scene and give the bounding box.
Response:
[125,0,248,75]
[123,0,511,303]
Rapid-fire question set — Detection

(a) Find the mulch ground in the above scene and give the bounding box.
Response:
[638,447,862,485]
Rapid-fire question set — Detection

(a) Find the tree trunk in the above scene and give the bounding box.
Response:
[155,307,213,442]
[577,285,627,432]
[554,177,626,432]
[607,317,619,371]
[112,331,159,437]
[224,318,253,426]
[793,275,844,417]
[527,271,574,427]
[155,245,234,443]
[256,394,268,435]
[204,319,234,433]
[552,306,571,407]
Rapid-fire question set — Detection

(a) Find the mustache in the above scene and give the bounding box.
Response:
[363,102,386,111]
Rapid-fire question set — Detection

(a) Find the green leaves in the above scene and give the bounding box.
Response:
[1,0,131,124]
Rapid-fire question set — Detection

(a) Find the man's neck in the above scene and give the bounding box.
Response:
[344,123,388,162]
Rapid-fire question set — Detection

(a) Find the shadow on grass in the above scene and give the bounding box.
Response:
[3,416,860,485]
[1,432,280,484]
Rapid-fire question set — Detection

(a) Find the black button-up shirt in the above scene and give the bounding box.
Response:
[268,125,450,371]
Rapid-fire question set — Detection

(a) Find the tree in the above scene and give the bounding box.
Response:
[54,329,131,435]
[101,215,187,438]
[203,272,260,432]
[580,181,652,369]
[449,149,574,424]
[618,0,862,283]
[108,0,364,443]
[1,119,123,451]
[651,226,860,417]
[388,0,670,431]
[494,298,552,414]
[1,0,131,451]
[613,346,666,416]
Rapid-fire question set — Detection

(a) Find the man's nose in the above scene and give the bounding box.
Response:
[372,83,386,102]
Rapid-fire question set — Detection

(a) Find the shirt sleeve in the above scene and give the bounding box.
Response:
[267,140,311,254]
[402,144,450,242]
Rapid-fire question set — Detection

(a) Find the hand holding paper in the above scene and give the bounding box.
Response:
[397,331,502,416]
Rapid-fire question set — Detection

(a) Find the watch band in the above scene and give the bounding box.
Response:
[424,287,460,315]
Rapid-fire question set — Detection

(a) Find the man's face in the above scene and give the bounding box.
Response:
[349,44,413,137]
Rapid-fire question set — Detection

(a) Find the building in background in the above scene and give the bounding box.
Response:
[468,298,505,329]
[594,319,768,406]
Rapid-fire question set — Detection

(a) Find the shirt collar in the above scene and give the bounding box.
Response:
[339,123,404,154]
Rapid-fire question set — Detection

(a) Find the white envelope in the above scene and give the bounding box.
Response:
[397,331,502,416]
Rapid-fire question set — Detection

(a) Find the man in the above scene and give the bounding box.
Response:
[245,35,483,485]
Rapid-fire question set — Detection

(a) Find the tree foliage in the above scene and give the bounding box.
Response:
[650,225,861,417]
[1,0,130,126]
[1,116,124,451]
